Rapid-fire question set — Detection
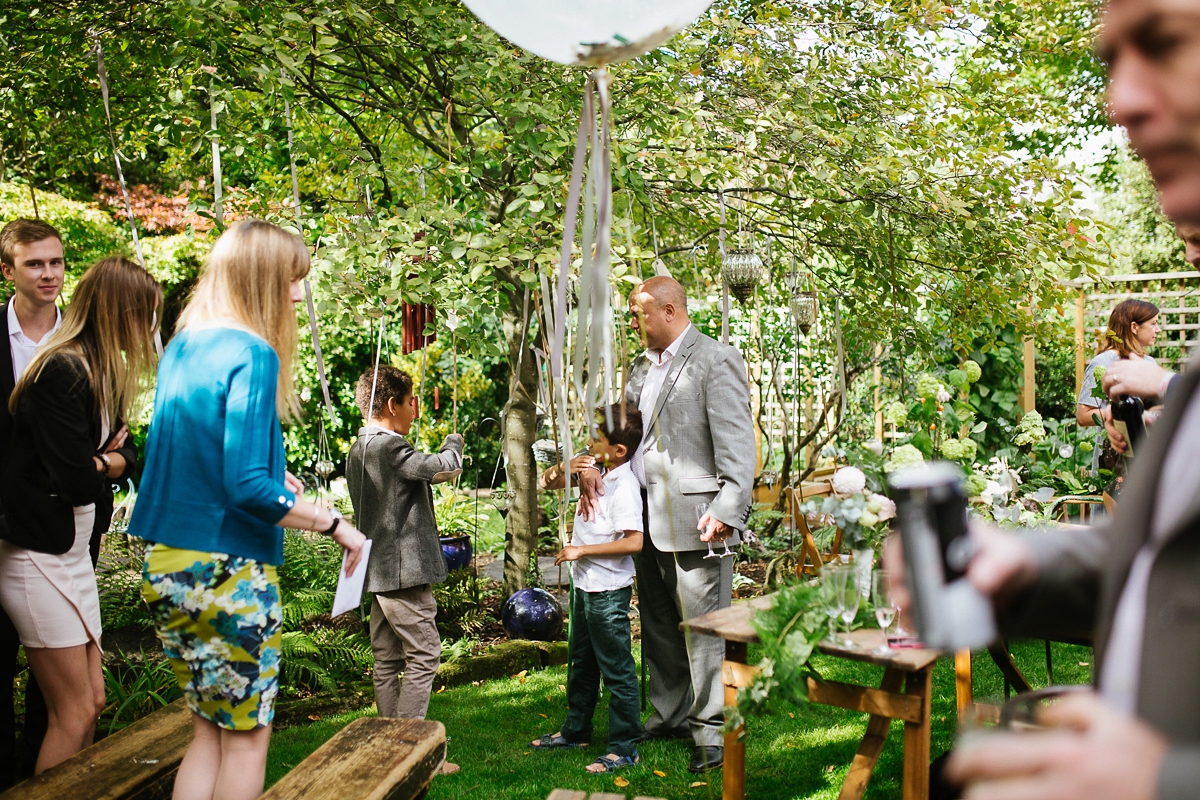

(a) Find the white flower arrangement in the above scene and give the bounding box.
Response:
[831,466,867,495]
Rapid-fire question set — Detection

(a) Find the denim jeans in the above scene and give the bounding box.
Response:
[559,585,640,757]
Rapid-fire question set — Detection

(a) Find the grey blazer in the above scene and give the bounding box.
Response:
[1002,359,1200,799]
[625,325,755,552]
[346,427,463,594]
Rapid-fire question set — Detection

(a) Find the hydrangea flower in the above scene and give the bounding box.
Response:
[964,473,987,498]
[963,360,982,383]
[915,373,941,399]
[883,400,909,427]
[884,444,925,473]
[942,437,978,462]
[832,466,867,495]
[936,385,952,404]
[1014,410,1046,447]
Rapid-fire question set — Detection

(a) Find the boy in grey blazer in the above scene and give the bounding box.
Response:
[346,366,462,746]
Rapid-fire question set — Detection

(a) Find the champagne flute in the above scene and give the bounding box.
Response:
[819,568,843,644]
[837,566,860,648]
[872,570,897,654]
[697,503,717,559]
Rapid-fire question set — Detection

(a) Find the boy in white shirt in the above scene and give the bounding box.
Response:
[531,403,643,774]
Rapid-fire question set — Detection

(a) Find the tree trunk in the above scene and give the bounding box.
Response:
[500,306,540,596]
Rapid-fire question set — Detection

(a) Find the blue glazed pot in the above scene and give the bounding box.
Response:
[501,587,564,642]
[439,535,473,572]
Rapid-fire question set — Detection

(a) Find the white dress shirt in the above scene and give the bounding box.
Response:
[8,298,61,381]
[630,323,692,488]
[1100,388,1200,714]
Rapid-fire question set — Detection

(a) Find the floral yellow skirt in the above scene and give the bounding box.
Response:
[141,543,282,730]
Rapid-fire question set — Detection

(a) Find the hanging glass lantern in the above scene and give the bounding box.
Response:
[789,268,819,335]
[314,459,335,480]
[721,248,764,304]
[491,488,517,517]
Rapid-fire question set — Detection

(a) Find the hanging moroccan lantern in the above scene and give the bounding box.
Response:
[491,488,517,517]
[314,459,335,480]
[721,248,764,304]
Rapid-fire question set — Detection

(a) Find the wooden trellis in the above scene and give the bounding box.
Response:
[1072,271,1200,394]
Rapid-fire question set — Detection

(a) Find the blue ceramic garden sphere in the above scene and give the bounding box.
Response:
[501,588,563,641]
[439,535,473,572]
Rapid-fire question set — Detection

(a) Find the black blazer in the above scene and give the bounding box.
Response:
[0,353,133,555]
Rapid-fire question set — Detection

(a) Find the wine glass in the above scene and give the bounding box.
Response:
[872,570,897,654]
[819,568,844,644]
[696,503,718,559]
[837,566,861,648]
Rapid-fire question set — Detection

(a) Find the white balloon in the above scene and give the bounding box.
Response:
[461,0,715,65]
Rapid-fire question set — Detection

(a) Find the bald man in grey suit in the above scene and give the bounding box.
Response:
[582,276,755,773]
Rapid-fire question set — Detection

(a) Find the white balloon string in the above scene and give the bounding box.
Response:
[282,74,334,426]
[718,189,729,345]
[552,80,594,379]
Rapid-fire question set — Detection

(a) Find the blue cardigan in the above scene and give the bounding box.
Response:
[129,326,296,564]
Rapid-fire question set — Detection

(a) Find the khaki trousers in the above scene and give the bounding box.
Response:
[370,585,441,719]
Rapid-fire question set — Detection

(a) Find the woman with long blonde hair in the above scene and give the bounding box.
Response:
[128,220,366,800]
[0,255,160,772]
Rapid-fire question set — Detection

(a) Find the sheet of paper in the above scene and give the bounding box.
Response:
[332,539,372,618]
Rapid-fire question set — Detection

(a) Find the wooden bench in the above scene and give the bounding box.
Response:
[0,697,192,800]
[261,717,444,800]
[547,792,667,800]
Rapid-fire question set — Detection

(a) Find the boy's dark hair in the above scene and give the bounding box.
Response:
[355,365,413,419]
[598,402,643,455]
[0,218,62,267]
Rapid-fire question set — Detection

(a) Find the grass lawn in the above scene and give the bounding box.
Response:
[266,638,1094,799]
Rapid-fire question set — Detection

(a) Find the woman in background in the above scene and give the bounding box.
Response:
[0,256,160,772]
[1076,298,1160,477]
[129,220,366,800]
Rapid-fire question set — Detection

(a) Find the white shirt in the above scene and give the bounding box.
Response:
[1101,387,1200,714]
[630,324,692,487]
[570,462,643,592]
[8,298,61,381]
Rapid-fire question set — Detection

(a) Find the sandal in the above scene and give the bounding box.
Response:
[531,732,589,749]
[585,752,639,773]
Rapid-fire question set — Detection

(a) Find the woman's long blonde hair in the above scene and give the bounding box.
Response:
[11,256,162,424]
[177,220,310,418]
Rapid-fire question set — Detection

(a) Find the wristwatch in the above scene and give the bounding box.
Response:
[322,508,343,536]
[97,453,112,477]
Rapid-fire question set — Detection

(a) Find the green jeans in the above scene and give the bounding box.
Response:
[559,585,640,757]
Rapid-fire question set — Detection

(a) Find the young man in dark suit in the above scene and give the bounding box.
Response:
[0,218,64,784]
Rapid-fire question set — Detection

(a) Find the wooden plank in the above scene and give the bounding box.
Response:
[723,660,761,690]
[0,698,192,800]
[1075,290,1085,397]
[545,792,587,800]
[955,650,973,717]
[902,667,933,800]
[261,718,444,800]
[837,668,904,800]
[681,596,770,643]
[986,643,1033,694]
[723,642,748,800]
[806,677,923,724]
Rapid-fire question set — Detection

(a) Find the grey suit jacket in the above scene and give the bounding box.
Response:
[346,427,462,594]
[1002,361,1200,799]
[625,326,755,553]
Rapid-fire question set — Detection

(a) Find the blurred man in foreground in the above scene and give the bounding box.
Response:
[928,2,1200,798]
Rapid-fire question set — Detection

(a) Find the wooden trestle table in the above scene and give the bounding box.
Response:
[682,596,943,800]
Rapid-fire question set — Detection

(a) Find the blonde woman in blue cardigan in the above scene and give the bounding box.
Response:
[129,220,366,800]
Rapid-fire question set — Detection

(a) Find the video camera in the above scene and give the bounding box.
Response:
[888,462,997,651]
